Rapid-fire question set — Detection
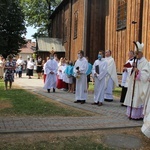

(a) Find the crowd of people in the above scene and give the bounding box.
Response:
[0,54,46,89]
[41,50,118,106]
[0,41,150,138]
[42,46,150,138]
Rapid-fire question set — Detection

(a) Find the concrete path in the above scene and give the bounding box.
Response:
[0,73,143,133]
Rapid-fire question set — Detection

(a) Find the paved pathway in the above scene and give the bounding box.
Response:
[0,73,143,133]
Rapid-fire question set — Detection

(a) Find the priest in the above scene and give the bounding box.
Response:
[124,42,150,120]
[43,51,58,93]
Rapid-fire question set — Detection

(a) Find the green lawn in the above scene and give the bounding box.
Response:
[0,79,121,117]
[0,80,92,117]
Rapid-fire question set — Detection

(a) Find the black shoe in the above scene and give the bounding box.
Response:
[81,100,85,104]
[98,102,103,106]
[91,102,99,105]
[104,99,113,102]
[53,88,55,92]
[130,118,143,121]
[74,100,81,103]
[47,89,50,93]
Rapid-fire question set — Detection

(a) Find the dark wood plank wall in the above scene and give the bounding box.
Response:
[51,0,85,61]
[51,10,64,39]
[63,3,70,59]
[50,0,150,71]
[86,0,106,63]
[142,0,148,56]
[104,0,146,72]
[70,0,78,61]
[142,0,150,60]
[147,0,150,59]
[70,0,85,61]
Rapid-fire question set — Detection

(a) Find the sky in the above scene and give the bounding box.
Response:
[25,26,37,42]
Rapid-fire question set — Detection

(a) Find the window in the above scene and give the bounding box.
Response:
[74,11,78,39]
[117,0,127,30]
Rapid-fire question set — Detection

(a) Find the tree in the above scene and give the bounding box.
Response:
[0,0,11,13]
[20,0,61,37]
[0,0,26,58]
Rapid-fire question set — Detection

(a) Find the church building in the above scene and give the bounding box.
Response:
[50,0,150,72]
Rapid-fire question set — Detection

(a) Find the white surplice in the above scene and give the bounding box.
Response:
[74,57,88,101]
[43,59,58,89]
[57,65,66,80]
[141,82,150,138]
[104,56,118,100]
[92,58,108,103]
[121,58,134,87]
[141,62,150,138]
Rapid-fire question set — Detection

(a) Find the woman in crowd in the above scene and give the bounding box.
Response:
[0,55,5,79]
[43,57,49,83]
[36,56,42,79]
[4,54,16,90]
[26,58,34,79]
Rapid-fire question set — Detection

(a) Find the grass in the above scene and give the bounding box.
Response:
[0,80,92,117]
[113,87,122,97]
[0,135,113,150]
[0,79,121,117]
[89,82,121,97]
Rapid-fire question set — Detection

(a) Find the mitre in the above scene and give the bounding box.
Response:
[135,41,144,52]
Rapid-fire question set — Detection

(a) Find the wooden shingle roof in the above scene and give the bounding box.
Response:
[37,37,65,53]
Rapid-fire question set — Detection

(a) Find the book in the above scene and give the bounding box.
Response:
[95,65,99,74]
[76,66,79,70]
[124,62,132,68]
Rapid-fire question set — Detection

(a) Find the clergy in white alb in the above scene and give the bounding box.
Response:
[92,51,108,106]
[141,62,150,138]
[73,50,88,104]
[43,54,58,93]
[104,50,118,102]
[124,42,149,119]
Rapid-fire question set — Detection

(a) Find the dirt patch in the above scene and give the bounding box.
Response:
[0,101,12,109]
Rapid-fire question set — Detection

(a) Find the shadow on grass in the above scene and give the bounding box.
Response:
[0,81,93,117]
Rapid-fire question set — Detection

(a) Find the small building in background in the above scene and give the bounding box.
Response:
[19,39,35,61]
[36,37,65,60]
